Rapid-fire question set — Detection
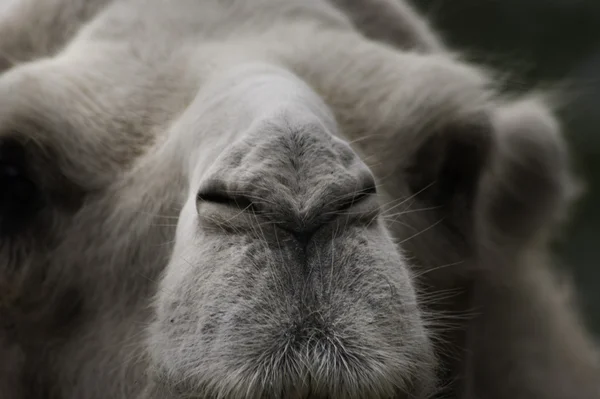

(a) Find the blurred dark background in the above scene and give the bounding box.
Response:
[412,0,600,336]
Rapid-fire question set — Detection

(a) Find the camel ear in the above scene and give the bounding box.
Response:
[474,97,581,251]
[405,97,579,252]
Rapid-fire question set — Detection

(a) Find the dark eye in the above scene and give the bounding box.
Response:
[0,140,42,234]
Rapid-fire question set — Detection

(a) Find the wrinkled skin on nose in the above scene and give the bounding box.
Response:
[149,113,436,399]
[197,119,377,239]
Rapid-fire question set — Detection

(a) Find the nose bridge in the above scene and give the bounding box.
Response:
[201,111,375,240]
[275,162,375,246]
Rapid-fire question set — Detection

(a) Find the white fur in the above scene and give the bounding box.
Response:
[0,1,598,398]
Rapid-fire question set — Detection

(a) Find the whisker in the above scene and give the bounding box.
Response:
[411,260,464,280]
[398,218,444,245]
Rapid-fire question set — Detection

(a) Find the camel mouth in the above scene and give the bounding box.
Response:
[151,225,437,398]
[151,310,437,399]
[165,339,435,399]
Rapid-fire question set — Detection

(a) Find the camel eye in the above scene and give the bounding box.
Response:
[0,140,42,234]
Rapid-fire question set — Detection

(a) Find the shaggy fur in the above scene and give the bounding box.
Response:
[0,0,598,398]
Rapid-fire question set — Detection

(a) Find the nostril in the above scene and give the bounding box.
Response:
[336,180,377,212]
[196,185,257,213]
[362,181,377,196]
